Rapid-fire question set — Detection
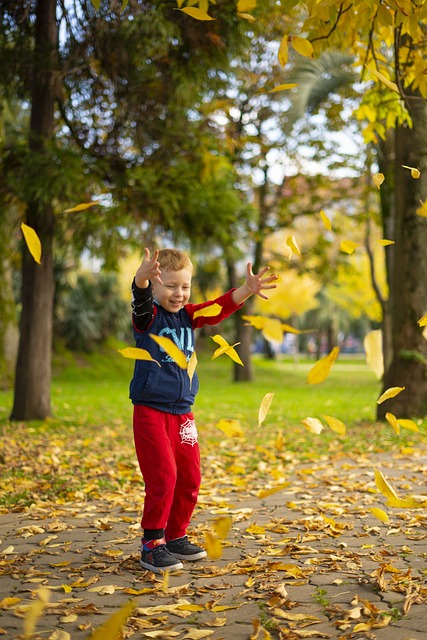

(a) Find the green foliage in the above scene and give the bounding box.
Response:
[56,272,127,352]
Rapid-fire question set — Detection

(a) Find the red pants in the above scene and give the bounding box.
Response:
[133,405,201,540]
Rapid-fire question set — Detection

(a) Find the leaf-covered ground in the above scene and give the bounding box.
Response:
[0,353,426,638]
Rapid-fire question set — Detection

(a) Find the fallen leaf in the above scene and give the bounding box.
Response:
[301,417,323,434]
[323,415,346,435]
[215,419,244,438]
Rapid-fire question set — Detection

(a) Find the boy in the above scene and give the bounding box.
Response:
[130,247,277,573]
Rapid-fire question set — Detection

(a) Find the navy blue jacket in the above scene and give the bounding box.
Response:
[129,280,242,414]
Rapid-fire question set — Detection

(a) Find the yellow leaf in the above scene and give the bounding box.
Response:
[23,587,50,640]
[59,614,77,623]
[0,597,22,609]
[257,483,289,498]
[261,318,283,343]
[178,604,205,612]
[204,531,222,560]
[118,347,160,366]
[238,12,256,21]
[402,165,420,178]
[368,66,399,93]
[193,303,223,319]
[291,35,314,59]
[187,351,198,387]
[385,412,400,435]
[364,330,384,379]
[281,323,308,334]
[211,334,243,366]
[373,172,385,189]
[306,347,339,384]
[213,515,233,540]
[258,392,274,427]
[323,415,346,435]
[340,239,359,254]
[418,313,427,327]
[320,209,332,231]
[286,234,301,255]
[89,600,135,640]
[416,198,427,217]
[278,34,289,67]
[88,584,116,595]
[215,418,244,438]
[267,83,298,93]
[149,334,188,368]
[301,417,323,434]
[21,222,42,265]
[373,467,399,501]
[180,7,214,20]
[378,238,395,246]
[369,507,390,523]
[62,584,73,593]
[237,0,256,11]
[386,495,427,509]
[63,201,98,213]
[377,386,405,404]
[397,418,419,432]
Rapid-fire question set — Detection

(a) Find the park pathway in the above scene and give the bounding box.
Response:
[0,448,426,639]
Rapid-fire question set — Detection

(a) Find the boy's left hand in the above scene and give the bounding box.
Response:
[246,263,278,300]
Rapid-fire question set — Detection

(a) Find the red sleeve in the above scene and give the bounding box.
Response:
[185,289,243,329]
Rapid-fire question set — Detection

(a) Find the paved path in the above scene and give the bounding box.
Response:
[0,450,426,639]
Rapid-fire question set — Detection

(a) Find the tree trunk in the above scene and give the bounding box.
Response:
[377,99,427,419]
[10,0,57,420]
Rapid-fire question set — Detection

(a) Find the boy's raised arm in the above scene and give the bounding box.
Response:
[231,263,278,306]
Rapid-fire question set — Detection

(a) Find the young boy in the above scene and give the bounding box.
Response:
[130,247,277,573]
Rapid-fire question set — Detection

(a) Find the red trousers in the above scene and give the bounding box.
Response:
[133,405,201,540]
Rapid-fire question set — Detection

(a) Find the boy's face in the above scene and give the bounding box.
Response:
[152,268,192,313]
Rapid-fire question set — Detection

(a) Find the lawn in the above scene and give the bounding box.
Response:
[0,344,425,508]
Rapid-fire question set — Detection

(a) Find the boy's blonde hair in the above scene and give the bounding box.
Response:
[158,249,193,272]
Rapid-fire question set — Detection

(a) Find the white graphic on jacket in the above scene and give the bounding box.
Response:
[179,418,198,446]
[158,327,194,363]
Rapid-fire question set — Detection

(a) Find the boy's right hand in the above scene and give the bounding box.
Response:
[135,248,163,288]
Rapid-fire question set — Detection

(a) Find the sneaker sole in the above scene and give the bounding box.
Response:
[167,550,207,561]
[139,558,183,574]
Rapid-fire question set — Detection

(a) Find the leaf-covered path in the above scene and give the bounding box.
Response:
[1,448,426,640]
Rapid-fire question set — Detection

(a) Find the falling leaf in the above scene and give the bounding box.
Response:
[307,347,339,384]
[281,323,309,335]
[416,198,427,217]
[369,507,390,523]
[385,412,400,435]
[23,587,50,640]
[378,238,395,246]
[63,201,98,213]
[286,234,301,255]
[320,209,332,231]
[211,334,243,365]
[373,172,385,188]
[238,12,256,21]
[373,467,399,502]
[278,34,289,66]
[397,418,419,433]
[237,0,256,11]
[364,330,384,379]
[187,351,198,387]
[149,334,188,369]
[179,7,215,20]
[402,165,420,178]
[204,531,222,560]
[213,515,233,539]
[301,417,323,434]
[257,483,289,498]
[377,386,405,404]
[161,570,169,593]
[267,83,298,93]
[258,392,274,427]
[242,315,283,342]
[193,303,223,319]
[89,600,135,640]
[215,418,244,438]
[323,415,346,435]
[417,313,427,327]
[21,222,42,265]
[291,35,314,58]
[340,239,359,254]
[118,347,160,366]
[0,597,22,609]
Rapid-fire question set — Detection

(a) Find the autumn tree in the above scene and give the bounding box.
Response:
[0,0,252,419]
